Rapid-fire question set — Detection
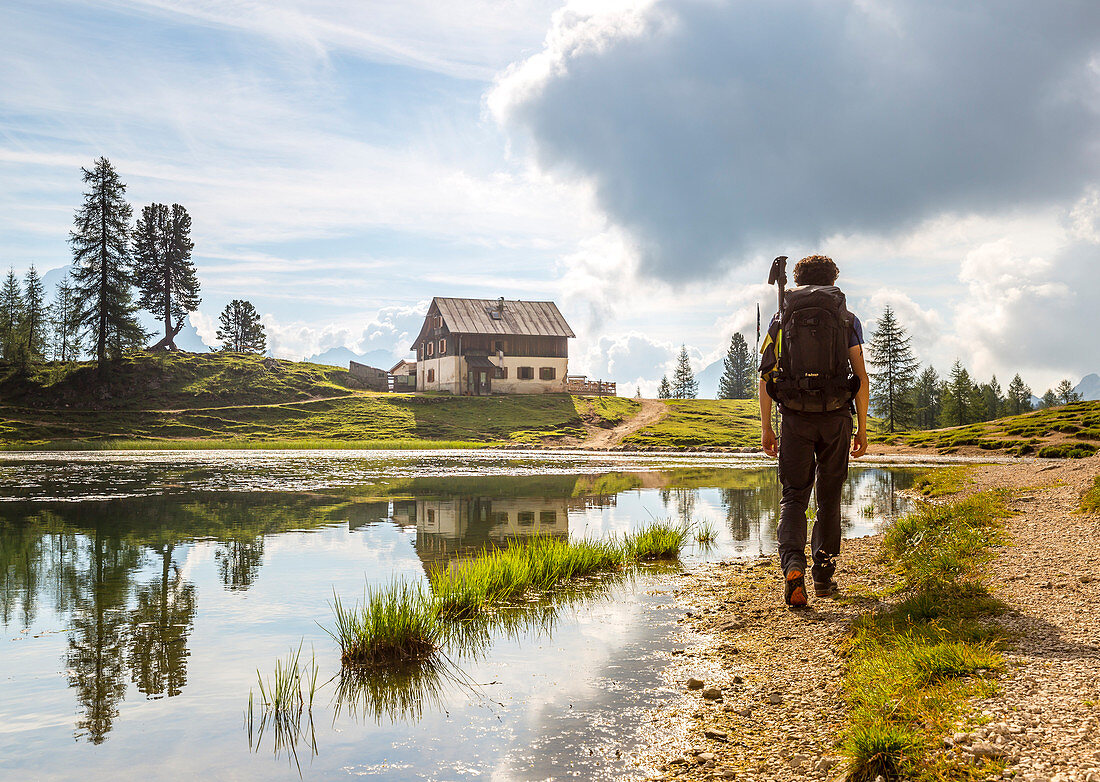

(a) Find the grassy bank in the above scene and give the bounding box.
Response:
[623,399,759,449]
[876,401,1100,458]
[331,522,689,668]
[841,487,1012,780]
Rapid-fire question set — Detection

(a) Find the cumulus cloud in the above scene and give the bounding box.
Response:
[260,301,429,360]
[575,331,677,393]
[493,0,1100,280]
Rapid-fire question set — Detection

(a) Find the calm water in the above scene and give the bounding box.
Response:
[0,450,924,780]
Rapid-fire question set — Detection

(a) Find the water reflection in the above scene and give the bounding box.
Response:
[0,462,920,754]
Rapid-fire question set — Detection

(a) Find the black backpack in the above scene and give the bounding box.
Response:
[767,285,858,413]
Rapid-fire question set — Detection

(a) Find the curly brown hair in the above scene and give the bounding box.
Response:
[792,255,839,286]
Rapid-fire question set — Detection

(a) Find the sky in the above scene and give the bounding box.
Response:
[2,0,1099,396]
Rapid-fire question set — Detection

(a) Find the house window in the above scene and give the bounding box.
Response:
[517,511,535,526]
[517,366,534,380]
[496,366,508,379]
[494,340,505,353]
[426,342,434,357]
[439,338,446,354]
[427,368,435,383]
[540,511,557,525]
[539,367,556,380]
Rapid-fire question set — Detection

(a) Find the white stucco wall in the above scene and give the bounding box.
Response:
[417,356,463,393]
[490,356,568,394]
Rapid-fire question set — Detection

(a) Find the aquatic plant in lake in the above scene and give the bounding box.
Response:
[247,644,319,771]
[693,519,718,546]
[624,520,690,560]
[329,582,443,667]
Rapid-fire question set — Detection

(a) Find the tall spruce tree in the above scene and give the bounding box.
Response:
[671,345,698,399]
[1040,388,1058,408]
[942,360,978,426]
[867,305,919,432]
[70,157,145,365]
[133,203,200,350]
[657,375,671,399]
[1006,374,1032,416]
[0,268,23,360]
[50,274,84,362]
[910,366,940,430]
[216,300,266,353]
[718,333,755,399]
[980,375,1005,421]
[22,265,48,360]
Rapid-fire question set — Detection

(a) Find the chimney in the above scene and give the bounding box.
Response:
[497,296,505,312]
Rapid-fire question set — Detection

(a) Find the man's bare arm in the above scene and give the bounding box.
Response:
[849,344,870,458]
[759,378,778,457]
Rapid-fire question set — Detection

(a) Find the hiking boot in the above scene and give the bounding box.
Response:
[814,579,839,598]
[784,569,808,608]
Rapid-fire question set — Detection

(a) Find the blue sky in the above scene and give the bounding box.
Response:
[3,0,1099,395]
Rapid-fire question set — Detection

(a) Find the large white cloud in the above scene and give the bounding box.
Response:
[493,0,1100,280]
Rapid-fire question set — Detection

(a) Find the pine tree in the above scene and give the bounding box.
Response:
[133,203,200,350]
[1006,374,1032,416]
[1040,389,1058,408]
[910,366,940,430]
[50,273,84,362]
[942,360,977,426]
[634,386,641,399]
[718,333,754,399]
[979,375,1004,421]
[657,375,672,399]
[216,300,266,353]
[69,157,146,365]
[0,268,23,359]
[22,265,48,360]
[671,345,698,399]
[867,305,919,432]
[1056,379,1082,405]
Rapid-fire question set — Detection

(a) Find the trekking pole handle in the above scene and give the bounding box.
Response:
[769,256,788,316]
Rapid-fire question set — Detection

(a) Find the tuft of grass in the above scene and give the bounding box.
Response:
[624,520,690,560]
[841,490,1012,781]
[247,643,320,769]
[1081,475,1100,514]
[912,466,975,498]
[329,582,443,668]
[693,519,718,546]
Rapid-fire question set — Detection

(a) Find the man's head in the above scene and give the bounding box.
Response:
[792,255,839,286]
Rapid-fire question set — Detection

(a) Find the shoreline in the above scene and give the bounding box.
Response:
[636,455,1100,781]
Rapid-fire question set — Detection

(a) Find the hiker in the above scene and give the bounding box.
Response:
[758,255,870,608]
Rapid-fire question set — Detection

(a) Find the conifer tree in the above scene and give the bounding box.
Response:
[0,268,23,360]
[718,333,754,399]
[671,345,698,399]
[910,366,940,430]
[980,375,1005,421]
[69,157,145,365]
[634,386,641,399]
[1056,379,1082,405]
[22,265,48,360]
[867,305,919,432]
[1040,389,1058,408]
[1006,374,1032,416]
[942,360,977,426]
[657,375,671,399]
[216,300,266,353]
[50,274,84,362]
[133,203,200,350]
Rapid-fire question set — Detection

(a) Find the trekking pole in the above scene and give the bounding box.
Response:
[768,256,787,317]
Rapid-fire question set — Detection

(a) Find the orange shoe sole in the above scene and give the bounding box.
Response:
[785,569,808,608]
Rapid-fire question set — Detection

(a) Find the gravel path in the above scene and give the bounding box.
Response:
[636,454,1100,782]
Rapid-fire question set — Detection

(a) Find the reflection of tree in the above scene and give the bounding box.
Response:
[216,538,265,591]
[66,526,141,744]
[128,544,196,698]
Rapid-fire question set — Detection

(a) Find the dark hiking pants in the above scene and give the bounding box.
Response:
[777,410,852,585]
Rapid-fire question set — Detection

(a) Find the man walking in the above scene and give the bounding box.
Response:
[758,255,870,608]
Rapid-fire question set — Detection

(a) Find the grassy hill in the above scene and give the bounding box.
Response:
[0,353,590,449]
[875,401,1100,458]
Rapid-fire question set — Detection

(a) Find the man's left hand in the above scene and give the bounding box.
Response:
[851,430,868,458]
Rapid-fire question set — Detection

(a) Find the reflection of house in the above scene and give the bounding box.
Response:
[410,297,575,395]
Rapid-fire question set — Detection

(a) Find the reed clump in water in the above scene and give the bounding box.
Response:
[330,521,689,667]
[330,582,443,667]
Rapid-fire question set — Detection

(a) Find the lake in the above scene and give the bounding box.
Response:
[0,450,927,780]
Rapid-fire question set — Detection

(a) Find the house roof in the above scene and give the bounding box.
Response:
[430,298,575,338]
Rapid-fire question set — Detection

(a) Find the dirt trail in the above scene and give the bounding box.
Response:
[578,398,668,450]
[636,455,1100,781]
